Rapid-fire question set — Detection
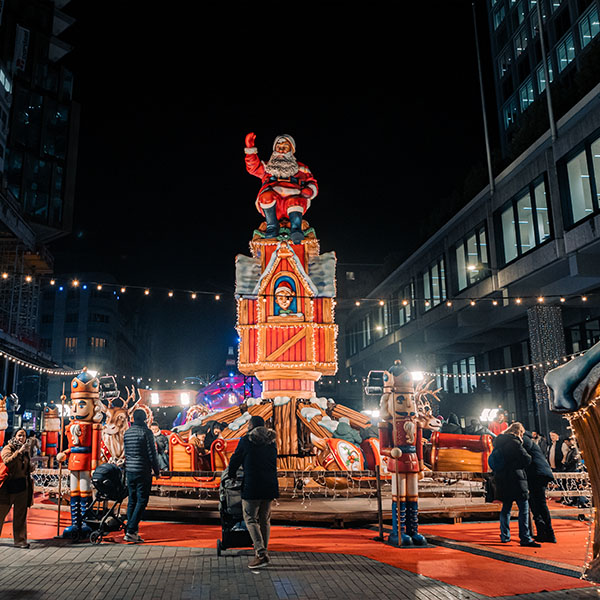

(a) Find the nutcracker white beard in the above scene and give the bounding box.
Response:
[264,151,298,178]
[0,412,7,430]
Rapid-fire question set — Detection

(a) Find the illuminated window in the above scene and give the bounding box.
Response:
[455,226,490,291]
[494,4,506,29]
[514,26,529,58]
[518,77,534,111]
[64,337,77,353]
[423,257,447,310]
[556,33,575,72]
[566,149,593,224]
[498,176,552,264]
[579,6,600,49]
[498,47,512,78]
[89,336,107,349]
[536,59,554,93]
[503,95,519,130]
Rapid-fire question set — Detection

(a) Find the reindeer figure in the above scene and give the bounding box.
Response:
[101,386,141,463]
[414,379,443,431]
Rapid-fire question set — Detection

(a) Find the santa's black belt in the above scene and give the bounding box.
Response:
[267,176,299,184]
[397,445,416,453]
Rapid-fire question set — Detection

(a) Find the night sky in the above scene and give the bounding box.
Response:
[49,2,495,379]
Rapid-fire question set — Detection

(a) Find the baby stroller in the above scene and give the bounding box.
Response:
[216,466,253,556]
[83,462,128,544]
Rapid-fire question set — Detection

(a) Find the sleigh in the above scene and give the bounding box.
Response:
[429,432,493,473]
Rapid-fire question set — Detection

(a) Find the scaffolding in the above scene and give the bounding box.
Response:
[0,237,51,349]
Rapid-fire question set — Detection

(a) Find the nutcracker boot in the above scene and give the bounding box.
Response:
[79,494,93,538]
[406,499,427,546]
[389,500,399,546]
[288,211,304,244]
[63,494,81,538]
[399,500,414,546]
[262,205,280,238]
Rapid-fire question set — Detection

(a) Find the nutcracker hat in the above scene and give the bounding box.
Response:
[387,361,414,394]
[44,404,59,419]
[273,134,296,153]
[71,367,100,400]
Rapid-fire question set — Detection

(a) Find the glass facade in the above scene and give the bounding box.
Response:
[499,177,551,264]
[564,139,599,225]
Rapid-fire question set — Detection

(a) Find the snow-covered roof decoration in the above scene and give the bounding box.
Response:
[245,397,262,407]
[235,254,262,298]
[229,411,252,431]
[309,397,328,411]
[273,396,291,406]
[319,415,339,433]
[300,406,322,422]
[307,251,336,298]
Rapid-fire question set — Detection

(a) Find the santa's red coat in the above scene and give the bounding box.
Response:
[245,151,318,219]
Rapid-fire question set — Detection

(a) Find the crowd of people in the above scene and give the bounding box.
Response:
[0,406,589,565]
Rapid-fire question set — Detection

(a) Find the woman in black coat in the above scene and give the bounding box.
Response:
[492,422,540,547]
[227,416,278,569]
[522,432,556,542]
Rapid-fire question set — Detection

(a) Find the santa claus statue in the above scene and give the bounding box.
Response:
[244,132,318,243]
[41,403,61,466]
[56,368,103,538]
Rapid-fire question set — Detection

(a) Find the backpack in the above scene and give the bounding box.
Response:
[488,447,505,472]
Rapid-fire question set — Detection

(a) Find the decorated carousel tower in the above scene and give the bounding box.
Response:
[236,132,339,468]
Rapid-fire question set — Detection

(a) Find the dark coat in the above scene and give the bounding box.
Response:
[492,433,532,502]
[123,423,160,477]
[154,433,169,471]
[360,425,380,441]
[562,447,582,472]
[227,426,279,500]
[546,439,564,471]
[522,433,554,489]
[441,413,463,434]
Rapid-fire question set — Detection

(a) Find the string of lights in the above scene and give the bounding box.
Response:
[0,270,596,307]
[423,350,588,379]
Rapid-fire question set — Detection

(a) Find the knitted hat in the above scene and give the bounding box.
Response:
[133,408,147,424]
[273,134,296,153]
[249,415,265,430]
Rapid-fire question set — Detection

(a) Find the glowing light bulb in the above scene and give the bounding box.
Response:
[72,279,79,287]
[582,296,588,302]
[537,296,544,303]
[1,272,8,279]
[379,300,385,306]
[560,297,566,303]
[215,294,221,300]
[492,300,498,306]
[144,289,150,296]
[446,301,452,307]
[470,300,476,306]
[24,275,32,283]
[121,287,126,293]
[97,284,103,290]
[355,301,361,306]
[168,291,174,298]
[191,293,197,299]
[516,298,522,304]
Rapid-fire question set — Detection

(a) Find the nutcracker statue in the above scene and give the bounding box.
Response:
[56,368,102,538]
[244,132,318,243]
[41,403,61,466]
[0,395,7,447]
[368,361,432,546]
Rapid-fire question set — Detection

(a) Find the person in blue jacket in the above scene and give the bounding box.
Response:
[228,415,278,569]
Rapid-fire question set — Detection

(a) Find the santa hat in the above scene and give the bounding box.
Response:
[273,134,296,153]
[275,283,294,295]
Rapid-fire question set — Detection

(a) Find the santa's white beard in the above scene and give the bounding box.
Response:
[265,151,298,178]
[0,414,7,429]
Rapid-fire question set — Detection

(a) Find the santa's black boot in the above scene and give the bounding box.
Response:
[289,211,304,244]
[262,205,280,238]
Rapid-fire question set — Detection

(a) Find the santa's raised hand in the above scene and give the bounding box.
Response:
[245,132,256,148]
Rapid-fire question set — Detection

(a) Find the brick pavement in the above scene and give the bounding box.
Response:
[0,539,598,600]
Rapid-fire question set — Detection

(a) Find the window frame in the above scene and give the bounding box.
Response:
[422,256,447,311]
[560,129,600,228]
[496,174,553,266]
[454,223,491,293]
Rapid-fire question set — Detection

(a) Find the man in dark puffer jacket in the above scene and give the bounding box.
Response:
[228,415,278,569]
[492,422,540,547]
[123,409,160,543]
